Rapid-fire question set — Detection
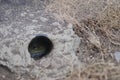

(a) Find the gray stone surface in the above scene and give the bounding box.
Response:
[0,1,82,80]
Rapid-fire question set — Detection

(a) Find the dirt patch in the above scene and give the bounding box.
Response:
[0,65,16,80]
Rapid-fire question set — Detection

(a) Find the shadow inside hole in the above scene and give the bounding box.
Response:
[28,35,53,60]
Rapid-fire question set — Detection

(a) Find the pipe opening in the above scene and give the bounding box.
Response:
[28,35,53,60]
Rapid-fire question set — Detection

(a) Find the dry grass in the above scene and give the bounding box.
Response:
[47,0,120,80]
[65,63,120,80]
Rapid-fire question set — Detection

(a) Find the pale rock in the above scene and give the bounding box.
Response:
[114,51,120,62]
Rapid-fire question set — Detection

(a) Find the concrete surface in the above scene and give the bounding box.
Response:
[0,0,82,80]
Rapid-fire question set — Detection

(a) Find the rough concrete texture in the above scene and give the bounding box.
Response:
[0,0,82,80]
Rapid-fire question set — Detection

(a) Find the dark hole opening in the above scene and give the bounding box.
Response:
[28,35,53,60]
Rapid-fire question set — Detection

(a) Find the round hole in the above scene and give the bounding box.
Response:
[28,35,53,60]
